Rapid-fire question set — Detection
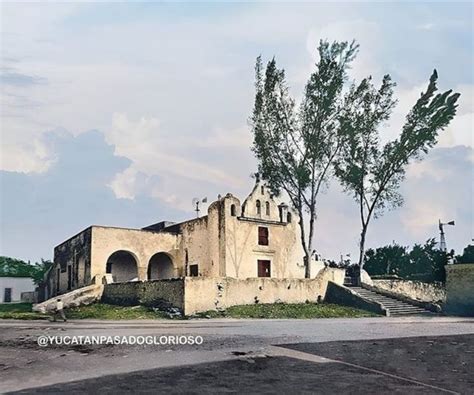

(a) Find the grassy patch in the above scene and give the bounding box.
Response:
[0,302,33,312]
[0,302,173,320]
[0,303,48,320]
[0,302,378,320]
[193,303,378,319]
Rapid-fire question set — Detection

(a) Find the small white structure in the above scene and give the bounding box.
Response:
[0,276,35,303]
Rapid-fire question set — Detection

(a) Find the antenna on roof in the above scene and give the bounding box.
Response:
[192,198,200,218]
[192,197,208,218]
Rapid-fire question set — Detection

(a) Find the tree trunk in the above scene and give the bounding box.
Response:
[357,225,368,284]
[304,253,311,279]
[297,208,311,279]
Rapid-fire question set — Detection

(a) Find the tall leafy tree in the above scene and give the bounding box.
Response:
[364,243,409,276]
[335,71,460,275]
[250,40,358,278]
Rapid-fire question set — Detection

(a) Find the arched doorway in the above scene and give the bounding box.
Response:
[106,250,138,282]
[148,252,174,280]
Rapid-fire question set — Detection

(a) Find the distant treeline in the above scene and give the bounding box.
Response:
[364,240,474,283]
[0,256,53,285]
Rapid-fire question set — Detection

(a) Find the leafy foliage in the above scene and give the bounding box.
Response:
[364,239,447,282]
[0,256,53,285]
[455,245,474,264]
[335,69,460,268]
[250,40,359,277]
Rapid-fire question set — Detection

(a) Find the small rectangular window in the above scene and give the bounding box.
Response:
[258,227,269,246]
[190,264,199,277]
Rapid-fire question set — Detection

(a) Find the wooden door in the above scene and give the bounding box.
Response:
[4,288,12,303]
[257,260,271,277]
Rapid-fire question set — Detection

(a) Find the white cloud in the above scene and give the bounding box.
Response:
[105,113,250,208]
[0,139,54,174]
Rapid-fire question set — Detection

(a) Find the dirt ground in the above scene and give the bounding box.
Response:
[7,334,474,394]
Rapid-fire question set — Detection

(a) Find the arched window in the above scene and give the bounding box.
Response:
[287,212,292,223]
[256,200,261,215]
[261,186,265,195]
[265,201,270,216]
[230,204,236,216]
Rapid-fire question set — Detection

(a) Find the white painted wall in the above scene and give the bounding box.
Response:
[0,277,35,303]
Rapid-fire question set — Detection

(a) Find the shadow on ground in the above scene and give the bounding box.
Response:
[8,334,474,394]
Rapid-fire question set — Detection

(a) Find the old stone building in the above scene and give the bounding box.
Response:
[46,181,317,298]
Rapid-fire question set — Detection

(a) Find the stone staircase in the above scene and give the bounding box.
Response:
[347,285,434,317]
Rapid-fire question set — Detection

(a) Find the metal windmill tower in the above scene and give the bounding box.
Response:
[438,219,455,252]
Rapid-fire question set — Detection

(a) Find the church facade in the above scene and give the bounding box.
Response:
[46,181,316,298]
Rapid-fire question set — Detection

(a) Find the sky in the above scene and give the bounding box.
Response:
[0,1,473,264]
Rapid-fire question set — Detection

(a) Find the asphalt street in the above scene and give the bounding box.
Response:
[1,316,473,394]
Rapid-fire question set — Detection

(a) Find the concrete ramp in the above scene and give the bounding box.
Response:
[33,283,104,313]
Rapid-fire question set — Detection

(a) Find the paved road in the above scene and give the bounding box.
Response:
[1,316,474,393]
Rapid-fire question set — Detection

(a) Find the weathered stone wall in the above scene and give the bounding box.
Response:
[373,279,446,304]
[445,264,474,316]
[20,291,36,303]
[183,268,345,315]
[53,227,92,295]
[102,279,185,310]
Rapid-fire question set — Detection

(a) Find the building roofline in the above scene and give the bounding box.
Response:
[54,226,93,250]
[237,216,287,226]
[162,215,209,234]
[54,224,164,250]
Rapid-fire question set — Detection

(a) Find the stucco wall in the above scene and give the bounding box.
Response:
[241,182,283,222]
[102,279,184,310]
[91,226,180,281]
[223,185,307,279]
[373,279,446,304]
[445,264,474,316]
[0,277,36,303]
[178,216,216,277]
[183,268,345,315]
